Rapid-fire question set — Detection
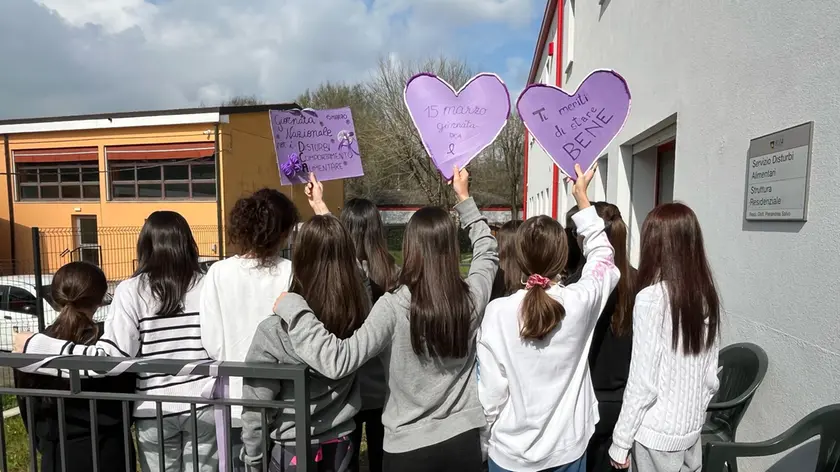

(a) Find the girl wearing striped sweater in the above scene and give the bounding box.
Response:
[16,211,217,472]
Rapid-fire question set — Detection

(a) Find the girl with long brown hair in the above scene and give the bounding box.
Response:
[490,219,524,300]
[608,203,721,472]
[241,210,370,472]
[339,197,398,472]
[574,202,639,472]
[477,164,620,472]
[14,262,136,472]
[271,166,498,472]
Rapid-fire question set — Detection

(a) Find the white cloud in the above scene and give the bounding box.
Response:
[0,0,535,119]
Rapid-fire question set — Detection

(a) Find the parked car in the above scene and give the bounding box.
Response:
[0,275,112,351]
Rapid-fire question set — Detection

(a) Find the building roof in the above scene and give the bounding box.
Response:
[0,102,300,136]
[526,0,559,85]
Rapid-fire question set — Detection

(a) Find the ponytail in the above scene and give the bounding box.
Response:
[516,217,568,341]
[52,304,99,344]
[48,261,107,344]
[519,274,566,340]
[594,202,637,337]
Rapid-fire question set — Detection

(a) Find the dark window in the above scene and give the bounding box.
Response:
[16,163,101,201]
[108,156,216,200]
[61,185,82,199]
[40,185,60,199]
[7,286,36,314]
[164,165,189,180]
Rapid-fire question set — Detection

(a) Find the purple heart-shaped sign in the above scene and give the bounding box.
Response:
[517,70,631,180]
[404,72,511,180]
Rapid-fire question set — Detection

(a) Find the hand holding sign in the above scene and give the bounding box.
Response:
[404,73,511,180]
[305,172,329,216]
[517,70,631,180]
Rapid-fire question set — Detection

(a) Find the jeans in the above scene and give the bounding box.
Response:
[488,454,586,472]
[135,407,218,472]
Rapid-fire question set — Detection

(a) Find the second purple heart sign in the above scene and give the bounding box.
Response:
[517,70,631,180]
[404,73,511,181]
[404,69,631,181]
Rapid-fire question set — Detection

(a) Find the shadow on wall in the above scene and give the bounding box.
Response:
[599,0,612,20]
[0,221,36,276]
[765,439,819,472]
[741,220,805,233]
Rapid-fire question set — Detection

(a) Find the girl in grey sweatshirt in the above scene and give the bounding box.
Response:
[240,213,371,472]
[273,167,499,472]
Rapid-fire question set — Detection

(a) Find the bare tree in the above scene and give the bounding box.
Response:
[494,112,525,218]
[365,56,474,206]
[222,95,264,106]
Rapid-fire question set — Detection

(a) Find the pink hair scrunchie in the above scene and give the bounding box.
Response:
[525,274,552,290]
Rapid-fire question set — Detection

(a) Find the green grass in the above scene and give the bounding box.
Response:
[2,395,38,472]
[4,415,36,472]
[2,395,17,411]
[390,250,473,277]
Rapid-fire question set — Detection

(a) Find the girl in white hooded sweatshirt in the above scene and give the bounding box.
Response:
[477,164,620,472]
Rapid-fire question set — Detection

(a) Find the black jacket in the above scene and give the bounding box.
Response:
[14,323,137,472]
[566,268,634,403]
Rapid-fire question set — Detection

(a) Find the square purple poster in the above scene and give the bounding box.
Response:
[269,107,365,185]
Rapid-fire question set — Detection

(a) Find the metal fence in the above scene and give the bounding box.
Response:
[0,353,313,472]
[0,225,220,386]
[36,226,221,291]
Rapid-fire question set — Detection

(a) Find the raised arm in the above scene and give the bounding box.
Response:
[608,288,666,465]
[565,163,620,318]
[460,197,499,316]
[306,172,330,215]
[240,316,289,466]
[199,266,224,360]
[272,292,396,380]
[451,166,499,318]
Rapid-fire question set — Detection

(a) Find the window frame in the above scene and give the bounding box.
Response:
[6,285,37,314]
[107,156,217,201]
[16,162,101,201]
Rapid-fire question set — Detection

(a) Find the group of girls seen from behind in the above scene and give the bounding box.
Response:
[482,170,720,472]
[14,161,720,472]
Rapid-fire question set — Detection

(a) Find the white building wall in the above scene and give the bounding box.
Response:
[561,0,840,469]
[525,12,557,218]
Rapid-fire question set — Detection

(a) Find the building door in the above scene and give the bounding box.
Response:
[655,141,676,205]
[73,216,101,266]
[629,123,677,264]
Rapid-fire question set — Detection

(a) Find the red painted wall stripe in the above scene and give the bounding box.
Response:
[550,0,564,219]
[522,128,529,217]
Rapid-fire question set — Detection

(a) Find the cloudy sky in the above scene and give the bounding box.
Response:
[0,0,542,120]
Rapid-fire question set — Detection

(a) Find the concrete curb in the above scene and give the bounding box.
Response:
[3,407,20,419]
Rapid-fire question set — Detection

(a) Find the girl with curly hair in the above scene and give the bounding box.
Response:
[200,188,300,471]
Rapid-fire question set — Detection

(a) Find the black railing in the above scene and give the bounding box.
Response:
[0,226,221,384]
[0,354,313,472]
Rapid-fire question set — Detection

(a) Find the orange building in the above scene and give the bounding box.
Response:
[0,104,344,280]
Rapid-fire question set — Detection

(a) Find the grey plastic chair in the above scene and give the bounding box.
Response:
[705,404,840,472]
[702,342,769,444]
